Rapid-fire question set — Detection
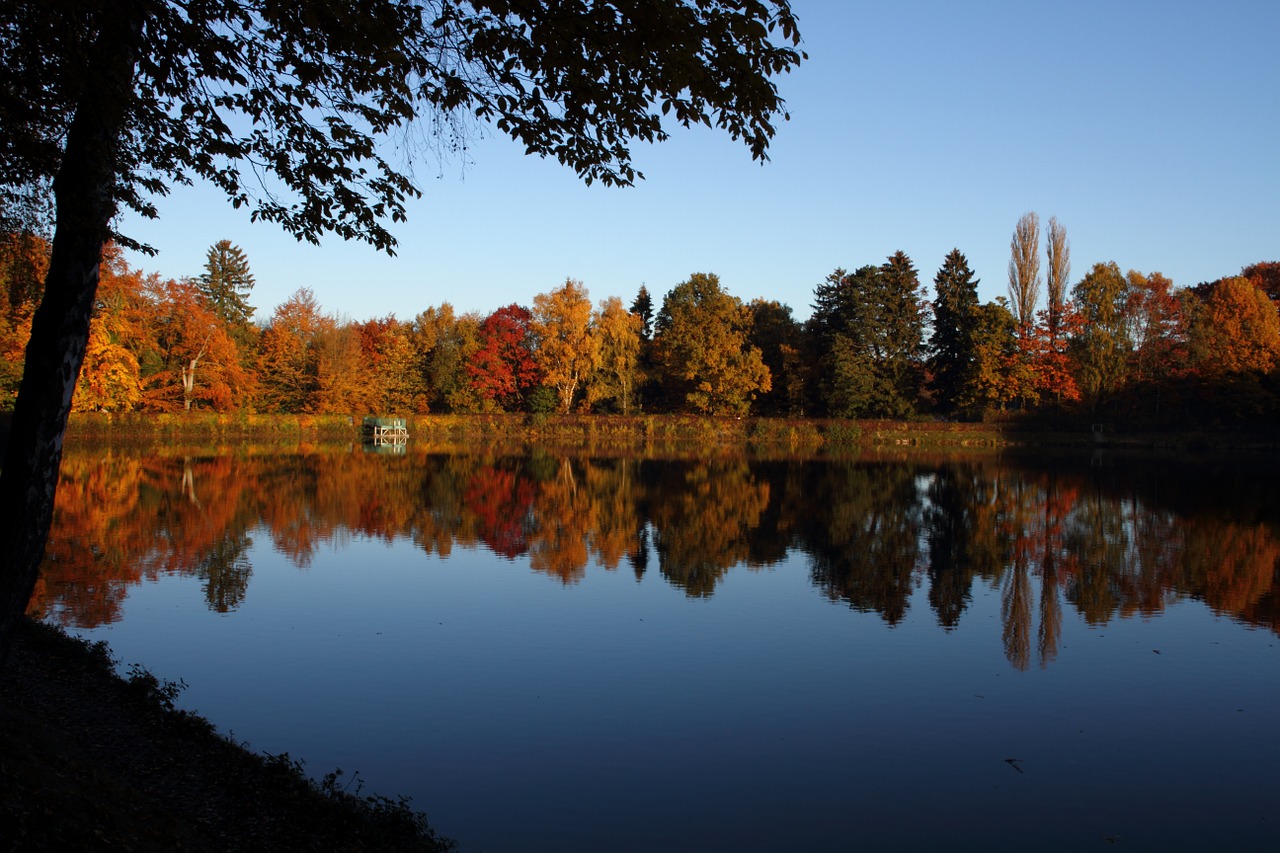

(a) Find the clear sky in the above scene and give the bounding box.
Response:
[115,0,1280,324]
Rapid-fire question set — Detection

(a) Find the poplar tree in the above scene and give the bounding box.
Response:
[1008,212,1042,340]
[1045,217,1070,344]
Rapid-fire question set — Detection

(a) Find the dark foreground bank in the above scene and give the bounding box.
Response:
[0,618,455,852]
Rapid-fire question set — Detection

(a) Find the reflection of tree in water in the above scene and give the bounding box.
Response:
[33,447,1280,656]
[800,461,924,625]
[650,459,771,597]
[195,532,254,612]
[924,463,995,628]
[528,458,593,583]
[463,458,537,559]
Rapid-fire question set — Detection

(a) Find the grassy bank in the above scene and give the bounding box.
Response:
[0,411,1270,455]
[50,411,1016,452]
[0,618,455,852]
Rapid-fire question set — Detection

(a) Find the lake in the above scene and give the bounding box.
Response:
[37,445,1280,851]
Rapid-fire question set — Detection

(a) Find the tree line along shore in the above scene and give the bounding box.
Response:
[2,229,1278,431]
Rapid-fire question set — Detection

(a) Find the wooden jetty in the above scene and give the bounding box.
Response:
[362,416,408,448]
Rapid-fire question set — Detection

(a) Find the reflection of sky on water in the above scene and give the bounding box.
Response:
[74,526,1279,852]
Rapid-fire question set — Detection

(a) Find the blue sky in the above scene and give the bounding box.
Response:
[116,0,1280,324]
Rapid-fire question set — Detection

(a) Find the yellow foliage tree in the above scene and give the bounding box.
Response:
[532,278,597,413]
[587,296,642,414]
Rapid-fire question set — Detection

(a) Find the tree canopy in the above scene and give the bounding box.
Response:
[0,0,804,251]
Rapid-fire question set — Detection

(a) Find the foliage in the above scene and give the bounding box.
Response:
[468,304,541,412]
[748,298,805,416]
[531,279,596,413]
[587,296,642,415]
[1071,261,1130,409]
[1045,216,1071,343]
[257,288,330,413]
[653,272,770,415]
[1008,212,1041,339]
[955,300,1019,418]
[1185,276,1280,376]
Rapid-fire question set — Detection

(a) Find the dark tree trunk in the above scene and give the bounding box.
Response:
[0,17,140,662]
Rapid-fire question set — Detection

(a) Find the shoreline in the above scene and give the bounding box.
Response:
[26,411,1280,455]
[0,617,455,852]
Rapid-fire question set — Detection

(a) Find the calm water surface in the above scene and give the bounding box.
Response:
[38,447,1280,851]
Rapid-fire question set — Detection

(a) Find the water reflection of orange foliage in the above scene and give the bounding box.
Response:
[29,448,1280,648]
[528,458,594,583]
[651,460,771,597]
[1180,519,1279,623]
[31,453,255,627]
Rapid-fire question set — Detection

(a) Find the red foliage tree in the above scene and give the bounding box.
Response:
[467,304,542,411]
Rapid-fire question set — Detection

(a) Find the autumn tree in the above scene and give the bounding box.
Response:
[142,277,247,412]
[1071,261,1131,410]
[312,321,368,413]
[1241,261,1280,304]
[468,304,541,412]
[1008,212,1041,341]
[71,246,151,412]
[1185,277,1280,376]
[0,229,49,404]
[929,249,981,417]
[1125,271,1182,386]
[531,279,596,413]
[956,300,1020,418]
[586,296,642,414]
[356,316,429,414]
[257,288,330,413]
[653,273,770,415]
[406,304,476,413]
[0,0,804,656]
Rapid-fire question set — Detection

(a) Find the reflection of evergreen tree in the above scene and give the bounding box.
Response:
[798,461,924,625]
[196,532,254,613]
[923,465,980,628]
[629,524,649,581]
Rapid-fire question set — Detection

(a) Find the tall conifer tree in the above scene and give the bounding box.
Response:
[930,249,980,416]
[199,240,255,328]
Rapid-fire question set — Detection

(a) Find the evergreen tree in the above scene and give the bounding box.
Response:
[813,253,926,418]
[199,240,256,328]
[929,249,980,416]
[630,285,654,341]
